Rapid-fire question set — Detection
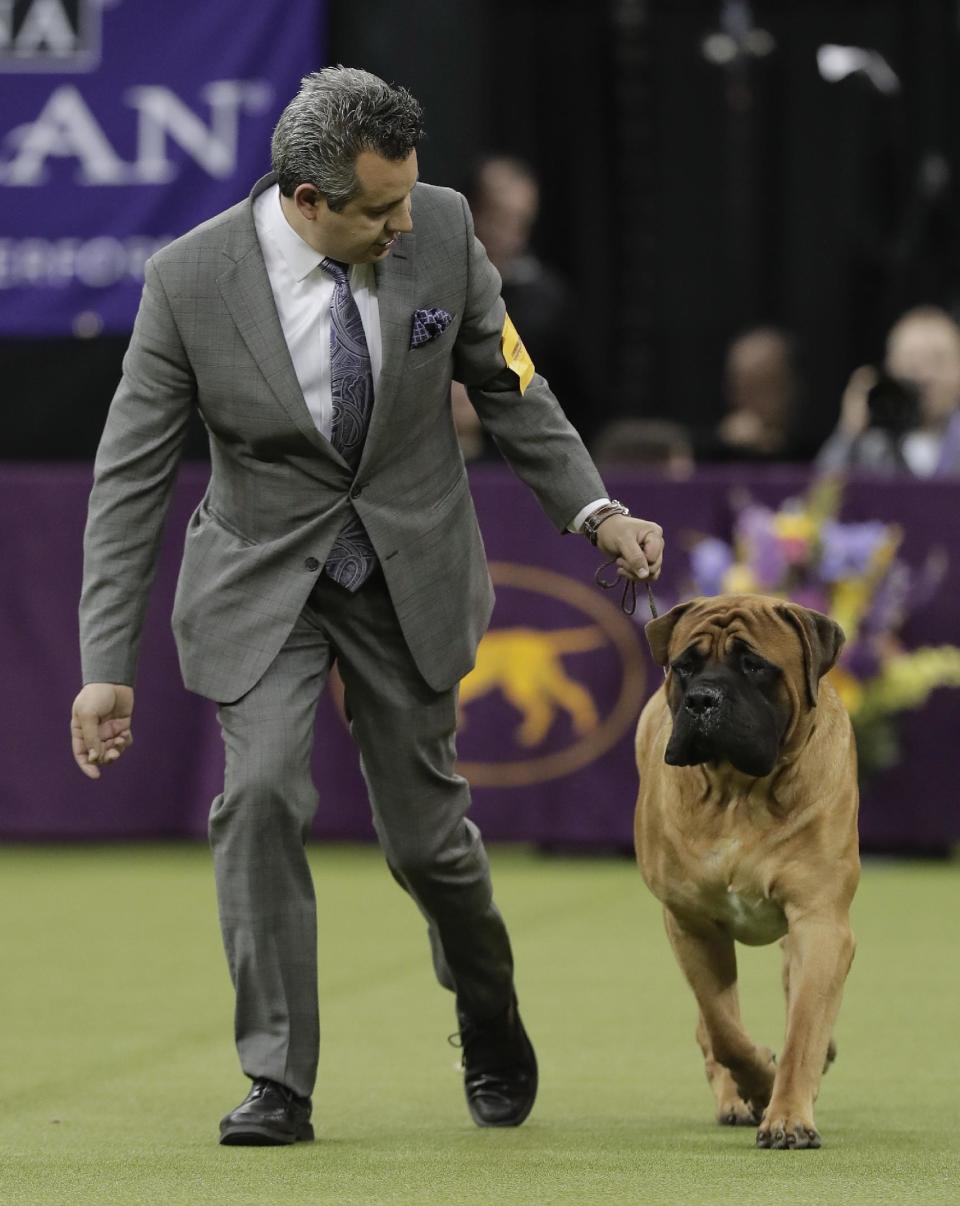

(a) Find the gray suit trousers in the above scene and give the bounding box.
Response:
[208,568,515,1098]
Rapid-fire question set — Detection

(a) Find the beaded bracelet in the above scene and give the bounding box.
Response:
[581,500,630,546]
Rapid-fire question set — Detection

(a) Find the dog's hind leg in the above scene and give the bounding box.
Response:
[663,909,777,1120]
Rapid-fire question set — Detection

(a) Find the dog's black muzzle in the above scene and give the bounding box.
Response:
[665,671,781,778]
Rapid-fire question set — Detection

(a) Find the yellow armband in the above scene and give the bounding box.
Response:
[501,313,534,395]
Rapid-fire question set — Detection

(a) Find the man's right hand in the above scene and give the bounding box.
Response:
[71,683,135,780]
[838,365,879,438]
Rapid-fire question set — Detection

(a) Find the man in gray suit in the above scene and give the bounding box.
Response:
[70,67,664,1145]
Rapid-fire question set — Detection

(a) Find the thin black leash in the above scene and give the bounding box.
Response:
[594,559,659,619]
[594,560,668,680]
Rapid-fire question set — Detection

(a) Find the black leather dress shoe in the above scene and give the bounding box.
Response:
[219,1078,314,1146]
[455,995,538,1127]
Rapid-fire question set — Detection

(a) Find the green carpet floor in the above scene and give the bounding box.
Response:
[0,844,956,1204]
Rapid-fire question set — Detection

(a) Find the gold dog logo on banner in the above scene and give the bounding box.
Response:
[456,562,647,787]
[460,626,606,748]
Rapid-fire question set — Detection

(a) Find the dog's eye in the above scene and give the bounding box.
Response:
[741,653,767,675]
[671,660,694,679]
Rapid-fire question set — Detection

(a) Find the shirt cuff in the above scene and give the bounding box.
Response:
[568,498,612,533]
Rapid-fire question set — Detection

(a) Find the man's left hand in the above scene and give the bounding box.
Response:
[595,515,664,580]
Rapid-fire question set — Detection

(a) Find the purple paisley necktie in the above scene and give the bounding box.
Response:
[319,257,377,591]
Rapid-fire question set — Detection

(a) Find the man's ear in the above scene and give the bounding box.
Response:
[776,603,845,706]
[292,182,322,215]
[645,601,694,668]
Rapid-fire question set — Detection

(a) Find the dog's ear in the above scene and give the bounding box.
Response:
[645,601,694,668]
[776,603,845,706]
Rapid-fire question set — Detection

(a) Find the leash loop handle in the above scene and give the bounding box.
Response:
[594,559,658,619]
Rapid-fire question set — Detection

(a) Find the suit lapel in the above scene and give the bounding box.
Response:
[216,175,349,468]
[360,231,416,474]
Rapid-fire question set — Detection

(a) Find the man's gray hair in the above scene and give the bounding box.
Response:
[271,66,424,210]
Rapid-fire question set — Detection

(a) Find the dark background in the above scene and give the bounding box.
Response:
[4,0,959,459]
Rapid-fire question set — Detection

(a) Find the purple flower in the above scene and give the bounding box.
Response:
[690,538,734,596]
[792,586,831,613]
[841,638,881,681]
[736,505,787,589]
[860,563,910,639]
[818,520,888,582]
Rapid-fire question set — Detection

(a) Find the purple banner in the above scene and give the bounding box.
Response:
[0,0,325,335]
[1,463,958,851]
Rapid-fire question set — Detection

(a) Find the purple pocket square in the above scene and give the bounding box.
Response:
[410,307,454,349]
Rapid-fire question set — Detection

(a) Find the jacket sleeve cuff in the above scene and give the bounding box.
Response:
[567,497,612,533]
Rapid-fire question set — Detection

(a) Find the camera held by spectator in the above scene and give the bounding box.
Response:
[816,306,960,476]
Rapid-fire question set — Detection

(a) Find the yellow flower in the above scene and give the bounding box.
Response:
[871,531,901,577]
[829,528,902,644]
[722,564,759,594]
[831,578,870,638]
[859,647,960,721]
[805,475,843,526]
[773,513,816,543]
[827,665,863,715]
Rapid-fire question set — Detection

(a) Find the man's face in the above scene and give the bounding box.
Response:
[725,332,792,424]
[296,149,418,264]
[886,318,960,425]
[473,166,538,269]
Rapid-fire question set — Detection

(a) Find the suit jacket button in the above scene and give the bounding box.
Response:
[349,483,364,499]
[304,557,320,571]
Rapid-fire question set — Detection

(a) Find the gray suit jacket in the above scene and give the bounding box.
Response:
[80,174,607,702]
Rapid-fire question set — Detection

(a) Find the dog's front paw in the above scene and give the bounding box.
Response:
[756,1103,821,1150]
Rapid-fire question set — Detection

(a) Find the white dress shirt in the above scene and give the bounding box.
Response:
[253,183,606,528]
[901,430,941,477]
[253,184,382,442]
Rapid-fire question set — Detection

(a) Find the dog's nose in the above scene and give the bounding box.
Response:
[684,684,723,716]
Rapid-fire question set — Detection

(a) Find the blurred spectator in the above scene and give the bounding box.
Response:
[695,327,814,463]
[816,306,960,476]
[590,418,694,478]
[464,155,594,443]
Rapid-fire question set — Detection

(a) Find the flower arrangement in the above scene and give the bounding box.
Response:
[687,477,960,780]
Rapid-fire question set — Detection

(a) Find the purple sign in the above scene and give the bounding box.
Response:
[2,464,958,851]
[0,0,325,335]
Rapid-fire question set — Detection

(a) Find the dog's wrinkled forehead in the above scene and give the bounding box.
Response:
[668,598,784,661]
[646,594,845,710]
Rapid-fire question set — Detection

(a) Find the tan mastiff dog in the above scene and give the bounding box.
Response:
[634,594,859,1150]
